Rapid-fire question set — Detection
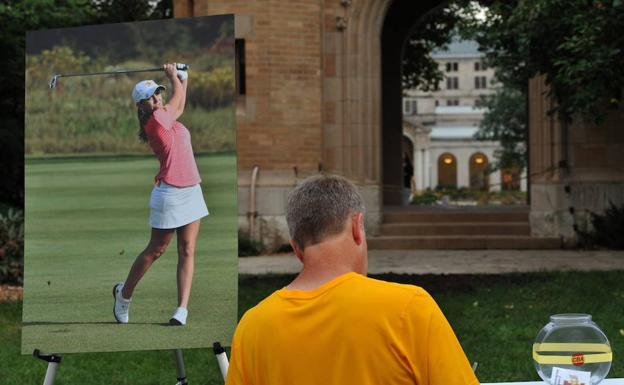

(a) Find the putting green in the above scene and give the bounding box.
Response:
[22,153,238,354]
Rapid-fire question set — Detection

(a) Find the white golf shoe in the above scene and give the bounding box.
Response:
[169,307,188,326]
[113,283,131,324]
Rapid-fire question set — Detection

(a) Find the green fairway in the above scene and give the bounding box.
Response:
[22,153,238,354]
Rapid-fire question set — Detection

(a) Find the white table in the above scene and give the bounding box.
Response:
[482,380,624,385]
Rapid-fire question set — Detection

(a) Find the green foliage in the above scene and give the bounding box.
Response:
[402,2,476,91]
[187,66,236,109]
[27,45,91,86]
[475,86,527,171]
[464,0,624,124]
[0,0,174,207]
[412,187,526,206]
[410,190,439,205]
[25,45,235,154]
[0,208,24,285]
[0,0,94,206]
[92,0,172,23]
[580,203,624,249]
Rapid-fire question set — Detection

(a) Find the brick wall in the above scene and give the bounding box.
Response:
[176,0,324,173]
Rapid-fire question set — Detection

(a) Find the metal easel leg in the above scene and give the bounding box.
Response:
[173,349,188,385]
[213,342,229,382]
[33,349,62,385]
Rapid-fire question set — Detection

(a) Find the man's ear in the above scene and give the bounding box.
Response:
[351,212,365,246]
[290,240,304,262]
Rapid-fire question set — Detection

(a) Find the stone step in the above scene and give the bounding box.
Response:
[380,222,530,236]
[383,211,529,223]
[367,235,561,250]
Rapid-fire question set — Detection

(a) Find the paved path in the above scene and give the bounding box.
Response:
[239,250,624,275]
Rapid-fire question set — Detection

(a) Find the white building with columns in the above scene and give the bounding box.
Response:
[402,40,526,193]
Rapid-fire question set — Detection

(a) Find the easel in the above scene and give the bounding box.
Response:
[34,343,229,385]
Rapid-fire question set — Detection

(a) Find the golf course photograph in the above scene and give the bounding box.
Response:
[23,15,238,354]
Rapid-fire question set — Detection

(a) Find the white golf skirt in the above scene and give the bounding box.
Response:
[149,181,209,229]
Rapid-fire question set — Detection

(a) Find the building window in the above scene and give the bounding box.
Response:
[437,153,457,189]
[235,39,246,95]
[403,99,418,115]
[446,99,459,106]
[446,62,458,72]
[435,100,439,107]
[474,61,488,71]
[469,153,489,190]
[446,77,459,90]
[475,76,487,89]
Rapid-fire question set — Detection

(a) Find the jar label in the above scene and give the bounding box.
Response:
[572,353,585,366]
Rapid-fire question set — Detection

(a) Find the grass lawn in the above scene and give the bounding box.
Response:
[2,271,623,384]
[22,154,238,354]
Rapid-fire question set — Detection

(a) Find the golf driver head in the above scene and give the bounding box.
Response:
[49,75,60,89]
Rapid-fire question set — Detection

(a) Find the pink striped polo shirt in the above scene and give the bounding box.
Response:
[145,108,201,187]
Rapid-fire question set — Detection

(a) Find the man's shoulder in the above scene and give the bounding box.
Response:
[236,290,283,329]
[354,274,436,311]
[246,275,434,318]
[358,274,428,296]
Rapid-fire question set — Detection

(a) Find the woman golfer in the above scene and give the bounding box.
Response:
[113,63,208,326]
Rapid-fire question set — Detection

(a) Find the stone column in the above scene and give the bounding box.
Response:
[457,152,470,188]
[415,148,423,191]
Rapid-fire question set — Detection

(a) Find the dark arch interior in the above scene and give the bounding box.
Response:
[381,0,441,205]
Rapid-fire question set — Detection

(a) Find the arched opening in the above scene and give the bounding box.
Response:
[469,152,489,190]
[437,153,457,188]
[381,0,441,205]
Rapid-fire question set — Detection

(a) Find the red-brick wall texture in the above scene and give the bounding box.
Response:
[176,1,324,173]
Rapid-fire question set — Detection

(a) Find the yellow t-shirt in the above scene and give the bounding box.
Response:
[226,272,479,385]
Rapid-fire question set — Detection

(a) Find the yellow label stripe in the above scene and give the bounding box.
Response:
[533,343,612,353]
[533,351,613,365]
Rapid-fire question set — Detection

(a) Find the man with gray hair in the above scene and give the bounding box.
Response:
[226,175,479,385]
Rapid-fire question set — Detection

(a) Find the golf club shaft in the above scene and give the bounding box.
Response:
[56,64,189,79]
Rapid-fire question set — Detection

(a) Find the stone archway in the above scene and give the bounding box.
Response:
[325,0,443,227]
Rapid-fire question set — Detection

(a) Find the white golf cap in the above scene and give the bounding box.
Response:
[132,80,166,103]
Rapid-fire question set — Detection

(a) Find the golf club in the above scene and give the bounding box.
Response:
[48,63,189,89]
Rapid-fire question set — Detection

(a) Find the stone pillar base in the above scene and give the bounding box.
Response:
[238,173,382,250]
[530,182,624,246]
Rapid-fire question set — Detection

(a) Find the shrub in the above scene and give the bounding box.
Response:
[411,190,438,205]
[580,203,624,250]
[0,208,24,285]
[238,232,264,257]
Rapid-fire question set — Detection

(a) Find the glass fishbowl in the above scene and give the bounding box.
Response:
[533,314,612,385]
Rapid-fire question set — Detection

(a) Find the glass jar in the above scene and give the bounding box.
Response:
[533,314,612,385]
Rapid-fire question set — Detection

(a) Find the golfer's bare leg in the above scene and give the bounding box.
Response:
[122,228,175,299]
[176,220,201,308]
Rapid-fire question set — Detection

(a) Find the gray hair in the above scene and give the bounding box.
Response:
[286,175,365,249]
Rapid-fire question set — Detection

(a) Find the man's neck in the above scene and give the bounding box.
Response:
[286,265,356,291]
[286,235,363,291]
